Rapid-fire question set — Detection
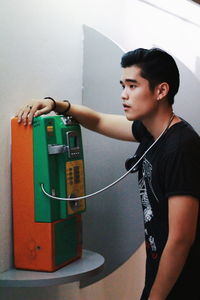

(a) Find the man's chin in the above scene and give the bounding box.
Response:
[125,113,139,121]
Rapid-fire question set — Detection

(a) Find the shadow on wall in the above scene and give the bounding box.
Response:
[195,56,200,79]
[174,55,200,133]
[80,25,144,287]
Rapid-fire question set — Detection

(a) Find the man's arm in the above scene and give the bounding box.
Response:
[16,99,135,142]
[149,195,199,300]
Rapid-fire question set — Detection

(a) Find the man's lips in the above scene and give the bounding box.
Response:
[123,103,131,110]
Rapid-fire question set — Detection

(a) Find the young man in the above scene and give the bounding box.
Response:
[17,48,200,300]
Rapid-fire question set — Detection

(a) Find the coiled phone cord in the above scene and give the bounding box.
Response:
[41,113,175,201]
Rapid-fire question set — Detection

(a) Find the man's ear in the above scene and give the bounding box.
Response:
[156,82,169,100]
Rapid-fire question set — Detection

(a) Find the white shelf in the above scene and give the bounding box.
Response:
[0,250,104,287]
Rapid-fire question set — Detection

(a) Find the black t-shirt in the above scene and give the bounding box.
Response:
[132,119,200,300]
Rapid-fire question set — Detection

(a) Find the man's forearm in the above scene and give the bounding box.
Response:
[148,240,191,300]
[54,101,101,131]
[54,100,134,141]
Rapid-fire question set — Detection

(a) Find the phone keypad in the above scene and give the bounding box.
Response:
[66,160,86,214]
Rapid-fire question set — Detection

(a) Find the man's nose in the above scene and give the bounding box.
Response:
[121,88,129,100]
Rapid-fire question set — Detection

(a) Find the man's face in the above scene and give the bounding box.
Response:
[120,65,158,121]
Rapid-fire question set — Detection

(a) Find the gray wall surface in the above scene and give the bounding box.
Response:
[81,26,144,286]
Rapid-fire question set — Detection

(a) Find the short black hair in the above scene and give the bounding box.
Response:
[121,48,180,105]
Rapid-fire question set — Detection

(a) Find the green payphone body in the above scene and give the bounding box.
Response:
[12,115,86,271]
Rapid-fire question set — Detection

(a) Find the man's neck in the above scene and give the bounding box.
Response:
[142,108,180,139]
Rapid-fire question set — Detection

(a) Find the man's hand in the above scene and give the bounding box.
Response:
[16,99,55,125]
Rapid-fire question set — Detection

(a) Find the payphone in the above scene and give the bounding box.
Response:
[11,115,86,272]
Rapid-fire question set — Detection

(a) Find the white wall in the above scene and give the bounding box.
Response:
[1,0,200,299]
[0,0,84,273]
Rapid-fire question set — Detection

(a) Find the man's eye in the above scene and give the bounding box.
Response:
[130,85,136,88]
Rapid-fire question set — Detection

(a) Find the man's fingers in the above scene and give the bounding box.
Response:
[16,99,54,125]
[16,105,33,125]
[28,106,52,124]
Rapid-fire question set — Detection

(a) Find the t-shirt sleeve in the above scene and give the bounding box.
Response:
[132,121,151,142]
[162,149,200,200]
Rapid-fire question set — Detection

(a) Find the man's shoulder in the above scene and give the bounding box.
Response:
[163,119,200,155]
[173,119,199,144]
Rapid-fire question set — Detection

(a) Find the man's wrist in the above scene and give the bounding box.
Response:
[43,97,71,115]
[62,100,71,115]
